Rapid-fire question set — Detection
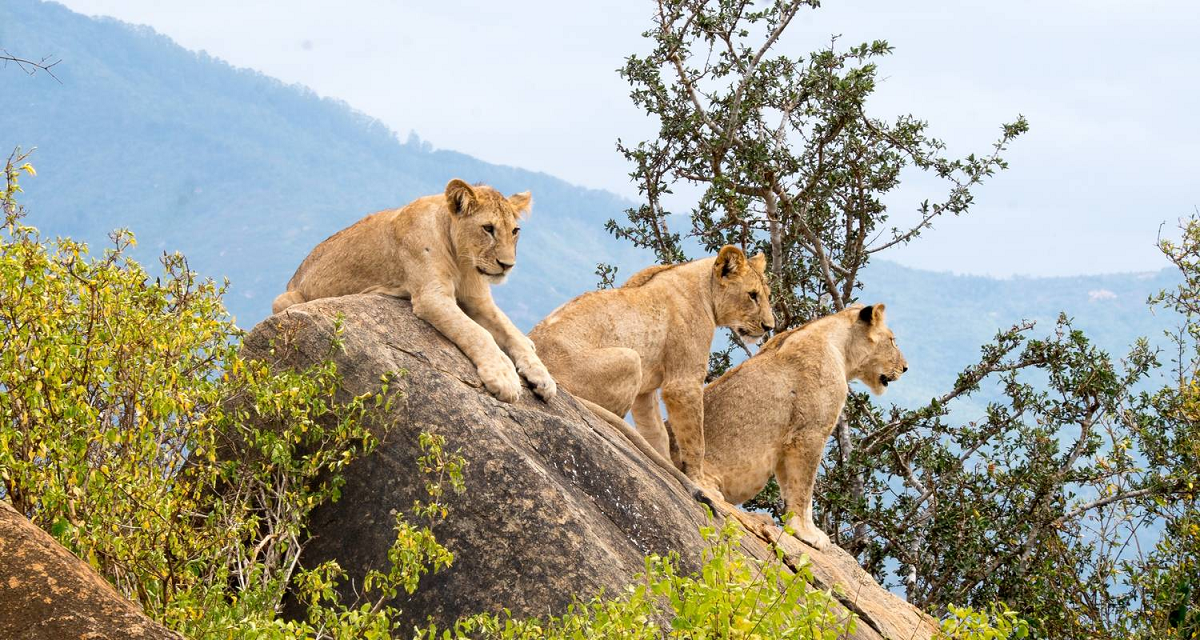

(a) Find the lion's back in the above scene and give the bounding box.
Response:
[284,195,448,300]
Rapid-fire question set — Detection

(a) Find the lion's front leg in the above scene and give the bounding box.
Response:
[776,438,831,550]
[662,381,724,502]
[462,295,556,400]
[412,290,522,403]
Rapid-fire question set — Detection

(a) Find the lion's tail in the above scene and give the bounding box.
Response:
[574,397,714,510]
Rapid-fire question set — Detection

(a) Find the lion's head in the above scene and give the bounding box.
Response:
[711,246,775,345]
[849,303,908,394]
[445,179,531,285]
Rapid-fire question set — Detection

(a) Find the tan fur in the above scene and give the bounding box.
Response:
[272,179,555,403]
[701,304,908,549]
[530,247,775,495]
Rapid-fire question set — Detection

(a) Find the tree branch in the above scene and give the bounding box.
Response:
[1,49,62,83]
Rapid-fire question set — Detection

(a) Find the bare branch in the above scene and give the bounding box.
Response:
[1053,487,1161,528]
[1,49,62,83]
[655,1,722,136]
[720,1,806,150]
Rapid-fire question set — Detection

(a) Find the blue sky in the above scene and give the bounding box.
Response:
[52,0,1199,277]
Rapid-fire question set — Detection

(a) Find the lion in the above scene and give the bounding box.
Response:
[530,246,775,495]
[699,303,907,549]
[272,179,556,404]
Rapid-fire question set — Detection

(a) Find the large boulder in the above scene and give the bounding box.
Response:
[245,294,937,639]
[0,501,182,639]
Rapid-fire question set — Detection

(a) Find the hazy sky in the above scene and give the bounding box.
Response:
[54,0,1199,277]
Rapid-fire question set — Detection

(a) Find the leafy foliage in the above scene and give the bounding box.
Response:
[424,518,853,640]
[1118,216,1200,639]
[937,604,1029,640]
[610,0,1026,331]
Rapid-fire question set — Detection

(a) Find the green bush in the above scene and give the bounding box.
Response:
[936,604,1029,640]
[0,149,458,638]
[424,518,853,640]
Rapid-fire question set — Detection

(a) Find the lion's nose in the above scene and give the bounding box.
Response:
[497,260,514,271]
[760,322,772,333]
[903,366,909,373]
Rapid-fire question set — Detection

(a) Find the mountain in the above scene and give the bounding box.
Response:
[0,0,647,330]
[1,0,1180,416]
[859,264,1179,410]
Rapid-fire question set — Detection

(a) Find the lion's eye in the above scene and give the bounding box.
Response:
[512,227,520,236]
[748,291,758,301]
[483,224,495,236]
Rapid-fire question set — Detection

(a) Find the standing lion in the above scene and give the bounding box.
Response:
[272,179,556,403]
[530,247,775,495]
[701,304,907,549]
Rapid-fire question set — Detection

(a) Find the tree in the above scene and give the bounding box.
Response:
[609,2,1196,637]
[608,0,1025,540]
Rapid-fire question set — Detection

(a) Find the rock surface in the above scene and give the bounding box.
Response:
[246,294,937,639]
[0,501,182,640]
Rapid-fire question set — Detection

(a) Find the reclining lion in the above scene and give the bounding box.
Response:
[701,303,907,549]
[530,246,775,495]
[272,179,556,404]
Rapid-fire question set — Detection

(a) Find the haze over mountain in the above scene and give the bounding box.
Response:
[1,0,649,333]
[1,0,1179,411]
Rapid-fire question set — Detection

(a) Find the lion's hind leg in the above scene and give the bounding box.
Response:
[632,390,671,461]
[776,439,832,550]
[272,290,307,314]
[553,347,642,418]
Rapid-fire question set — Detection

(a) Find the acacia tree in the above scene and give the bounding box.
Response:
[612,0,1026,321]
[609,2,1196,637]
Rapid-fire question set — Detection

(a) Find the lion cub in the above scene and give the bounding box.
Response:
[272,179,556,404]
[700,304,907,549]
[530,247,775,494]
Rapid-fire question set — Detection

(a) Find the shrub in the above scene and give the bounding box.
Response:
[0,149,445,638]
[425,518,854,640]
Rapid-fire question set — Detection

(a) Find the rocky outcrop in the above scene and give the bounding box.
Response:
[0,501,182,640]
[246,294,937,639]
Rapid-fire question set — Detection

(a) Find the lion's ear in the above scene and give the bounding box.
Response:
[445,179,477,215]
[509,191,532,218]
[858,303,886,325]
[714,245,747,279]
[749,251,767,272]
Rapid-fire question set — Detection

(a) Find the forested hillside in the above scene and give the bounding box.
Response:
[0,0,646,330]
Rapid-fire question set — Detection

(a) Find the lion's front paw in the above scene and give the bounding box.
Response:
[478,358,522,403]
[517,357,557,401]
[786,516,832,550]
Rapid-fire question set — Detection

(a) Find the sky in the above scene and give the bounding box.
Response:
[52,0,1200,277]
